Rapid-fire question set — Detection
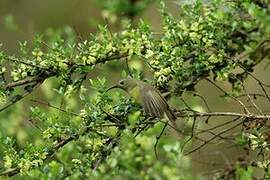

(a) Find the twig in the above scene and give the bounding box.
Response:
[100,108,122,124]
[180,97,195,112]
[8,56,50,70]
[30,99,79,116]
[27,118,43,131]
[197,117,241,134]
[236,93,267,99]
[205,78,250,114]
[239,81,264,115]
[163,120,208,143]
[92,130,122,170]
[1,110,269,177]
[154,121,168,159]
[193,93,212,113]
[0,83,41,113]
[3,75,49,90]
[176,111,269,120]
[1,53,129,114]
[184,121,243,156]
[0,133,78,177]
[179,89,212,113]
[200,130,233,142]
[0,123,105,177]
[134,122,150,137]
[234,59,270,102]
[181,116,197,152]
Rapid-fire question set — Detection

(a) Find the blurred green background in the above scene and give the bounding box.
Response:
[0,0,269,178]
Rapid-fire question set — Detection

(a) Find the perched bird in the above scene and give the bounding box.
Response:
[107,77,177,125]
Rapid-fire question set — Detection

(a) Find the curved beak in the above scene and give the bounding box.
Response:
[105,85,119,93]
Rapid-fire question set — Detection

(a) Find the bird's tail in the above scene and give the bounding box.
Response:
[166,108,177,123]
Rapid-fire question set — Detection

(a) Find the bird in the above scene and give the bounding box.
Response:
[106,77,177,125]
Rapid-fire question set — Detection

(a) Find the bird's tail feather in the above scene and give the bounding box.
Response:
[166,108,177,122]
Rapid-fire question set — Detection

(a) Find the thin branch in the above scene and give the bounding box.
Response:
[200,130,234,142]
[176,111,269,120]
[179,97,195,112]
[205,78,250,114]
[154,121,168,159]
[27,118,43,131]
[8,56,50,70]
[240,81,264,115]
[134,122,150,137]
[233,58,270,102]
[125,58,132,77]
[30,99,80,116]
[0,83,41,113]
[1,53,129,114]
[3,75,50,90]
[0,124,105,177]
[196,117,242,135]
[193,93,212,113]
[164,120,208,143]
[92,130,122,170]
[237,93,268,99]
[1,109,269,177]
[184,121,243,156]
[179,89,212,113]
[0,133,78,177]
[181,116,197,152]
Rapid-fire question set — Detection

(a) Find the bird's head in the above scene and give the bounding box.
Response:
[106,77,137,93]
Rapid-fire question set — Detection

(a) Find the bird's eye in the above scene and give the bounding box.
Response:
[119,80,125,85]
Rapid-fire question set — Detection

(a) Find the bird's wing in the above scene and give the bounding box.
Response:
[138,82,169,118]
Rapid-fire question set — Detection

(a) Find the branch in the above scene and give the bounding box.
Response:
[92,130,122,170]
[176,111,270,120]
[0,124,102,177]
[205,78,250,114]
[8,56,50,70]
[1,108,269,177]
[0,83,41,112]
[196,117,242,135]
[30,99,79,116]
[154,121,168,159]
[3,75,50,90]
[0,134,78,177]
[1,53,129,113]
[184,121,243,155]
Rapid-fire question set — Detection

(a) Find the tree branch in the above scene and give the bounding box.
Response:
[1,108,270,177]
[176,111,270,120]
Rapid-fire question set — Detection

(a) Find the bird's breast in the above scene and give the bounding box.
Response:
[129,86,142,105]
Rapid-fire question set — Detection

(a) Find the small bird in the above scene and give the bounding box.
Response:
[107,77,177,125]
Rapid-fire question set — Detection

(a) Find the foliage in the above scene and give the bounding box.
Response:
[0,0,270,179]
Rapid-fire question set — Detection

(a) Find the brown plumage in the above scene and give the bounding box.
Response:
[108,77,177,124]
[138,81,177,122]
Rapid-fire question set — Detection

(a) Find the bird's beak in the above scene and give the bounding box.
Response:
[105,85,119,93]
